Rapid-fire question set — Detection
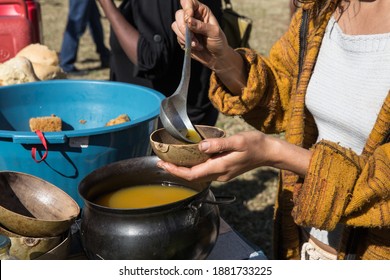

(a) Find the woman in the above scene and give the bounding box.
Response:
[158,0,390,259]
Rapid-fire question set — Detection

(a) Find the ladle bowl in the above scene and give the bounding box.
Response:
[159,25,202,144]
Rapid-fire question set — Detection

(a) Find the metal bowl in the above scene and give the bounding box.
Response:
[0,171,80,237]
[150,125,225,167]
[0,224,63,260]
[34,231,71,260]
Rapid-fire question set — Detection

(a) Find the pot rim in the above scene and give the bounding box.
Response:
[150,125,226,147]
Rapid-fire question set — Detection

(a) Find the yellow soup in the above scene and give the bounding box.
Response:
[186,129,202,143]
[94,184,198,209]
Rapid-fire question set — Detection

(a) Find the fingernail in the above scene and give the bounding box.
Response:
[199,141,210,151]
[156,162,166,170]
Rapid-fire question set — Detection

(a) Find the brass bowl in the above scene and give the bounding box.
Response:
[34,231,71,260]
[150,125,225,167]
[0,224,63,260]
[0,171,80,237]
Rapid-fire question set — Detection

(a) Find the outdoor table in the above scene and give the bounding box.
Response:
[207,219,267,260]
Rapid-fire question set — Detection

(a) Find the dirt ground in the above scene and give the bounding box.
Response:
[40,0,291,259]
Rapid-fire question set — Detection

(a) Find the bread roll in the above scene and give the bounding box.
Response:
[32,63,66,80]
[0,56,40,86]
[16,44,65,80]
[16,43,59,66]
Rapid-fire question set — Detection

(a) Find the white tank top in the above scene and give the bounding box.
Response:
[305,16,390,246]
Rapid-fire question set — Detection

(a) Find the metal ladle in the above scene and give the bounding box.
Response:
[159,25,203,144]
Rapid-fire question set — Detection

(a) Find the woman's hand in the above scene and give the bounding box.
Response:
[171,0,248,95]
[171,0,227,69]
[157,130,313,183]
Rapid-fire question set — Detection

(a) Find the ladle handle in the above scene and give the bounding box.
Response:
[172,25,191,99]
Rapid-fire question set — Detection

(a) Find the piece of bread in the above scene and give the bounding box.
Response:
[29,115,62,132]
[16,43,59,66]
[32,63,66,80]
[105,114,131,126]
[0,56,40,86]
[16,44,65,80]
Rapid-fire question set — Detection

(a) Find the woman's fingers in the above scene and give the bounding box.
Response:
[180,0,199,20]
[198,133,249,154]
[198,138,230,155]
[156,133,259,183]
[156,160,218,182]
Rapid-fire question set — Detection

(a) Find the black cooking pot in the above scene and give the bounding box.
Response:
[78,156,231,260]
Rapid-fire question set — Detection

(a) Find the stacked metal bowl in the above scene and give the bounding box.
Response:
[0,171,80,259]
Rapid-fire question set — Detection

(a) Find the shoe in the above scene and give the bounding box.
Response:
[65,67,89,76]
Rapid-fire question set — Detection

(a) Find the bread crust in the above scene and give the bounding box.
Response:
[105,114,131,126]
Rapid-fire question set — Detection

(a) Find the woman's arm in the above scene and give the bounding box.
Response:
[293,140,390,230]
[157,130,312,182]
[173,1,303,134]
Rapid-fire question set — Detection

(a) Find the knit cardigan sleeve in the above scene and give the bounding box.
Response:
[208,9,302,134]
[292,139,390,231]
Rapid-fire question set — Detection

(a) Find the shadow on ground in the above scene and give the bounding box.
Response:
[211,168,279,259]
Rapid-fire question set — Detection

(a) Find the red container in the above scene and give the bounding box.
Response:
[25,0,42,43]
[0,0,42,63]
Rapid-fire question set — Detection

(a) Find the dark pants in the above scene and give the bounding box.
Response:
[60,0,110,72]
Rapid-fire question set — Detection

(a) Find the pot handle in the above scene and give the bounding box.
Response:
[12,132,67,144]
[203,195,236,205]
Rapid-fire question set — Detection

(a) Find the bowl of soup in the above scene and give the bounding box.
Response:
[150,125,225,167]
[78,156,221,260]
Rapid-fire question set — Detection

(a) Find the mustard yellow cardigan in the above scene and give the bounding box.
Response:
[209,2,390,260]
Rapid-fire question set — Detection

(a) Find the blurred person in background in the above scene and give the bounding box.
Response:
[60,0,110,74]
[159,0,390,260]
[97,0,222,126]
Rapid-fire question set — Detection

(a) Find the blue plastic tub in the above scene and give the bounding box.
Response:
[0,80,165,206]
